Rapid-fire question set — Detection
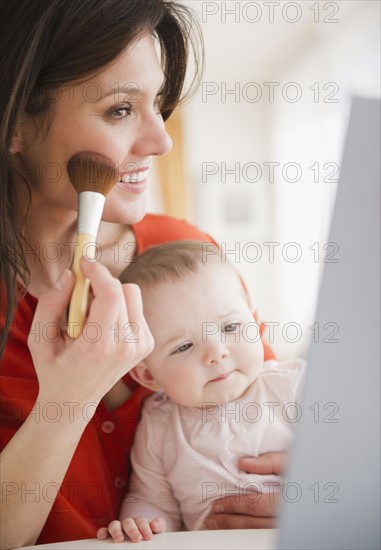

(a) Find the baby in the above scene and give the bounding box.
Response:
[97,240,305,543]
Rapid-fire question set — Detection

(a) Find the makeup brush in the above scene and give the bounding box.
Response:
[67,151,118,339]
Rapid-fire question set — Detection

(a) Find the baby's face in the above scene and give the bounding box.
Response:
[140,263,264,408]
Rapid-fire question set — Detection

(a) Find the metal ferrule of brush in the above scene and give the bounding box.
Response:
[77,191,106,237]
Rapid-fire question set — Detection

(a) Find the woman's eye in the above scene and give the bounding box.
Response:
[106,104,132,119]
[172,343,193,355]
[223,322,241,333]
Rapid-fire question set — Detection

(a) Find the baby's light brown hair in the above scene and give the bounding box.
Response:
[119,240,248,302]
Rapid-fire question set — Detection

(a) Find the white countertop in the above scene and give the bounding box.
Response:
[20,529,278,549]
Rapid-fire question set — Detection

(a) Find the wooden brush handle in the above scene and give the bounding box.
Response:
[68,233,96,339]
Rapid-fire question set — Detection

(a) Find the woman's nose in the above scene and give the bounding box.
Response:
[130,113,172,158]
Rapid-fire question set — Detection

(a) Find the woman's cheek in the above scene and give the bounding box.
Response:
[76,134,130,166]
[66,115,132,164]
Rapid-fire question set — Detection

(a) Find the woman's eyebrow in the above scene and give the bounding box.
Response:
[95,86,140,102]
[95,80,165,102]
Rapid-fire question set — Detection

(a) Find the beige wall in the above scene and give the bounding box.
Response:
[149,0,380,359]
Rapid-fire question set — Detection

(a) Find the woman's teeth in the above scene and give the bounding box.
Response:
[120,171,148,183]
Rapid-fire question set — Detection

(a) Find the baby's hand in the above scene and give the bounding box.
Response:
[97,517,166,543]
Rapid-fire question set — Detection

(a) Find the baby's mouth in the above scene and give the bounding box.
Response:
[209,371,233,383]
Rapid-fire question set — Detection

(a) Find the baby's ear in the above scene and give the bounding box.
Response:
[130,363,161,392]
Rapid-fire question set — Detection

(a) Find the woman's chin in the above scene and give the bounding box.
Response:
[102,196,148,225]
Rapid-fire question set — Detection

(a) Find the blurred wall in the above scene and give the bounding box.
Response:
[150,0,380,359]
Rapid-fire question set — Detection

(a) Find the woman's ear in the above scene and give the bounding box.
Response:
[8,135,21,154]
[130,363,161,392]
[10,113,34,154]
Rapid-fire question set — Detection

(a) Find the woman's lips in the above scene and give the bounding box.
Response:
[116,169,149,194]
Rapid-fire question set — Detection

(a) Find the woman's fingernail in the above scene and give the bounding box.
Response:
[242,457,257,463]
[54,269,72,289]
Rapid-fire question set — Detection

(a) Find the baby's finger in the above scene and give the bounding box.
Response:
[134,517,154,541]
[121,518,142,543]
[150,517,166,534]
[96,527,109,540]
[107,520,125,543]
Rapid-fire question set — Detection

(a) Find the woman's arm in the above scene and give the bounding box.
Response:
[0,259,154,549]
[203,453,286,530]
[1,404,89,549]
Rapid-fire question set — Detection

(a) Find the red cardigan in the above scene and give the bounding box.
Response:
[0,214,275,544]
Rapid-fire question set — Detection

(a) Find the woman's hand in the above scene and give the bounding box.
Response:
[28,258,154,415]
[1,259,154,550]
[204,452,286,530]
[97,517,166,543]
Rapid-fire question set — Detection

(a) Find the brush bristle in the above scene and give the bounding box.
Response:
[67,151,118,196]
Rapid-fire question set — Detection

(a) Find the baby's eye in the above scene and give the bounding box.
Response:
[222,322,241,333]
[172,343,193,355]
[106,103,132,119]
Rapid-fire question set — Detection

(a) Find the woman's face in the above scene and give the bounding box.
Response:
[17,33,172,224]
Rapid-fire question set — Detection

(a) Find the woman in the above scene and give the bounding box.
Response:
[0,1,282,547]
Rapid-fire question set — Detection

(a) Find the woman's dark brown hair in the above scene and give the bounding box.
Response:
[0,0,203,357]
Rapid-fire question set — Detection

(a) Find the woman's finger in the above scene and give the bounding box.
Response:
[120,283,143,321]
[204,512,275,530]
[119,283,154,357]
[28,270,74,352]
[209,491,281,518]
[79,257,125,330]
[238,452,286,476]
[30,269,74,326]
